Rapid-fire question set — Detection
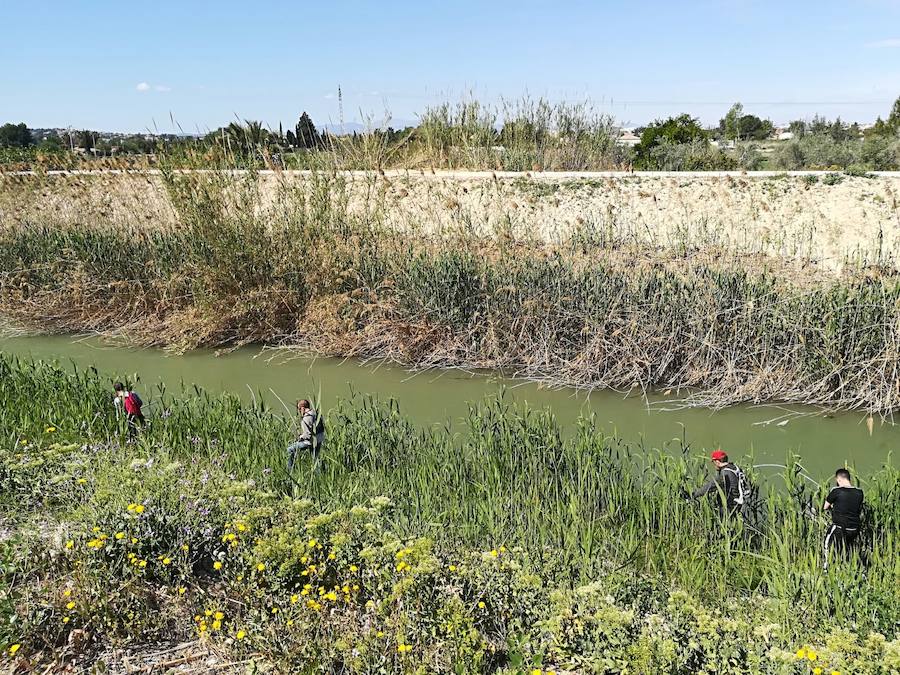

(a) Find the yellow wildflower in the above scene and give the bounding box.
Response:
[236,630,246,640]
[478,601,486,609]
[178,587,186,595]
[131,537,138,544]
[62,617,70,624]
[325,591,338,602]
[290,594,299,604]
[127,503,136,512]
[211,620,221,630]
[531,670,542,675]
[397,644,412,654]
[77,478,87,485]
[813,669,822,675]
[139,560,147,568]
[134,505,145,515]
[286,619,294,627]
[63,589,71,597]
[45,426,56,433]
[162,557,172,565]
[65,540,74,550]
[66,601,75,610]
[114,532,125,540]
[807,650,818,662]
[795,648,807,659]
[256,562,266,572]
[8,644,20,656]
[448,564,457,572]
[490,549,499,558]
[349,564,358,572]
[213,561,223,570]
[307,539,317,548]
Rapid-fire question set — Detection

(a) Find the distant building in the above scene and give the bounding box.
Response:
[616,129,641,147]
[776,131,794,141]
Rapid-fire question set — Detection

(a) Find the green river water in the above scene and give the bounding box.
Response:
[1,335,896,478]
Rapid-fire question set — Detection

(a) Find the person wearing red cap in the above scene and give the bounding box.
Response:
[691,449,748,516]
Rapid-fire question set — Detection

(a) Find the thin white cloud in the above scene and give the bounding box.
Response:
[866,38,900,48]
[136,82,151,92]
[154,84,171,92]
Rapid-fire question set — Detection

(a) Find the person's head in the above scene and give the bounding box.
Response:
[297,399,311,414]
[114,382,126,397]
[834,468,852,487]
[711,449,729,469]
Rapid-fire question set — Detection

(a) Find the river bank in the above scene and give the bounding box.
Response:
[1,354,898,672]
[4,169,900,413]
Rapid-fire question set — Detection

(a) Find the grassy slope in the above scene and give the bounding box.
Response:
[1,356,898,672]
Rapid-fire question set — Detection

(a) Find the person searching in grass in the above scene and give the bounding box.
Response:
[691,449,749,516]
[113,382,145,437]
[287,399,325,470]
[822,468,864,570]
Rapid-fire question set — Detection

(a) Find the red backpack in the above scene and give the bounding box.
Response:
[123,392,143,415]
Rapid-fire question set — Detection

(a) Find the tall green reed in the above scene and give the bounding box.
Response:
[2,355,896,634]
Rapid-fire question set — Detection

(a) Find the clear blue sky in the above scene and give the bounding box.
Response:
[2,0,899,133]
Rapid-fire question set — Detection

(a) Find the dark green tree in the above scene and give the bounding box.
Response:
[634,114,707,168]
[78,130,94,152]
[737,115,774,141]
[294,112,320,149]
[0,122,34,148]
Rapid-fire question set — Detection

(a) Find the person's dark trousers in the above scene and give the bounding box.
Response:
[126,413,145,438]
[823,524,860,569]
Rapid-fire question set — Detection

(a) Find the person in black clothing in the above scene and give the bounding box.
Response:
[692,449,746,516]
[823,468,864,569]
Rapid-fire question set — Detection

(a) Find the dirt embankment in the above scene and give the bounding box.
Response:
[3,171,900,272]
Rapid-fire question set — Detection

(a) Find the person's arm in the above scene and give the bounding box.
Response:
[692,474,722,499]
[823,488,836,511]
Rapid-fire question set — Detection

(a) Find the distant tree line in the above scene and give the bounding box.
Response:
[4,95,900,170]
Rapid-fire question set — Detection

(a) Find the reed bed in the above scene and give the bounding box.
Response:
[3,169,900,413]
[1,355,897,671]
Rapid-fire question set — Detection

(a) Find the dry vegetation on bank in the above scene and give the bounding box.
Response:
[3,169,900,412]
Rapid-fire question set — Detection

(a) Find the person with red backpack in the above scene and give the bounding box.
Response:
[114,382,145,437]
